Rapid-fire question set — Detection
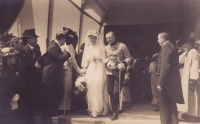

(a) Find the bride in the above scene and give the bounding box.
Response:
[82,30,109,117]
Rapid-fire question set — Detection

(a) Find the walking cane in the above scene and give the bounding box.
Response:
[119,69,121,109]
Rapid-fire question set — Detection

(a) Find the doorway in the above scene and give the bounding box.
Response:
[104,22,191,58]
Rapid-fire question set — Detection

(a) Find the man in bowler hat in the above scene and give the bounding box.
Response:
[21,29,42,124]
[42,31,71,123]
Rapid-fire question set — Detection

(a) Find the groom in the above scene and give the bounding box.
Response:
[104,31,131,121]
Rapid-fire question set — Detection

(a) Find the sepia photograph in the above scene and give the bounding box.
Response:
[0,0,200,124]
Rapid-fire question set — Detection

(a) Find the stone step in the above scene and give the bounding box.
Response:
[31,104,200,124]
[51,104,160,124]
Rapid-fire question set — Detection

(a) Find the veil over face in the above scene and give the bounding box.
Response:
[81,30,105,68]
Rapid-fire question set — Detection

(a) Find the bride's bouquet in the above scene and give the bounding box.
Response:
[74,73,87,96]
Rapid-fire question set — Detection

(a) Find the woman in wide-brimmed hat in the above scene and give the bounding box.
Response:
[177,37,200,121]
[0,47,22,124]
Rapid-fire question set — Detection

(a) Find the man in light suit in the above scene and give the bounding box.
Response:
[156,32,184,124]
[104,31,131,121]
[42,31,71,123]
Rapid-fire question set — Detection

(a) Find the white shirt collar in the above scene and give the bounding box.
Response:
[55,40,61,47]
[28,44,34,50]
[60,43,66,52]
[162,41,170,47]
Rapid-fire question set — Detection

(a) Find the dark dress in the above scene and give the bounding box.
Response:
[0,64,21,124]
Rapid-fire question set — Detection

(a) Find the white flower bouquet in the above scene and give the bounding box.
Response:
[74,74,87,96]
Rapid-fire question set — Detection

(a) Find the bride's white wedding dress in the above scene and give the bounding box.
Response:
[84,45,108,116]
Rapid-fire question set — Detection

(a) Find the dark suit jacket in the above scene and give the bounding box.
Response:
[42,41,71,85]
[21,44,42,83]
[156,42,184,104]
[21,44,41,67]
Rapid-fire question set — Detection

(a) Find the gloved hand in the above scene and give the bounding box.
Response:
[35,62,41,68]
[11,94,20,102]
[117,63,125,71]
[106,61,118,70]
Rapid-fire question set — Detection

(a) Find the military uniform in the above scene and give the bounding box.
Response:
[104,41,131,120]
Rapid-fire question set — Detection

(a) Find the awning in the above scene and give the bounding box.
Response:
[69,0,200,25]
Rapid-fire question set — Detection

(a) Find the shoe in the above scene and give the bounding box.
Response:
[101,110,108,115]
[92,113,97,118]
[178,112,185,122]
[178,117,185,122]
[101,112,107,115]
[110,112,118,121]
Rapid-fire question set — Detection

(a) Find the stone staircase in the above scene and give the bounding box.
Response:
[32,104,200,124]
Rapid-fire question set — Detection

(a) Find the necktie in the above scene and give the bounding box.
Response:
[32,48,35,59]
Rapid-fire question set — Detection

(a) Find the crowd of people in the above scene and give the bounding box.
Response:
[0,28,200,124]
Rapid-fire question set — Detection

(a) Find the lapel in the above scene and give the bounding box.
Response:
[53,41,60,49]
[156,42,170,71]
[25,45,34,59]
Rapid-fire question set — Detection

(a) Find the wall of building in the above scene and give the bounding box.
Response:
[193,1,200,40]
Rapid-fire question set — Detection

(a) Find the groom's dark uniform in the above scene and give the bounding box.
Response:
[104,41,131,119]
[42,40,71,117]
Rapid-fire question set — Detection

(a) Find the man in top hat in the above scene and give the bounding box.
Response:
[21,28,42,124]
[21,29,41,65]
[103,31,132,121]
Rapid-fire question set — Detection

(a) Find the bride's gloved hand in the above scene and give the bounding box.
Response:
[78,69,86,74]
